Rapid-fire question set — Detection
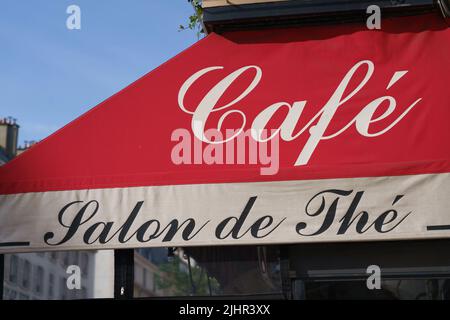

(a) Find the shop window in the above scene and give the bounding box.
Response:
[298,278,450,300]
[3,241,450,300]
[133,246,282,298]
[287,240,450,300]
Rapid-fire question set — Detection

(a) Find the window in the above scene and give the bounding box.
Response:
[48,273,54,299]
[7,289,17,300]
[133,246,282,298]
[299,278,450,300]
[81,252,89,275]
[60,277,67,300]
[8,255,18,284]
[70,251,78,266]
[22,260,31,289]
[18,293,29,300]
[62,252,70,267]
[33,266,44,295]
[143,269,147,288]
[49,251,58,261]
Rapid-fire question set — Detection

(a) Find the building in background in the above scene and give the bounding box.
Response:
[3,251,94,300]
[0,117,19,165]
[134,249,169,297]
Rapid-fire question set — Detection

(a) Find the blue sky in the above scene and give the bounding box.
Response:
[0,1,199,146]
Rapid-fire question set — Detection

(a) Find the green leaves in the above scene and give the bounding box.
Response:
[155,256,220,296]
[179,0,204,39]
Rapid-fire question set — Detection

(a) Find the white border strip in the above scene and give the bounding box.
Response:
[0,172,449,253]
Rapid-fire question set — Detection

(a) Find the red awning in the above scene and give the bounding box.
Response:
[0,14,449,253]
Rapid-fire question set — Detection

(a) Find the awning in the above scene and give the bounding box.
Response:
[0,14,449,253]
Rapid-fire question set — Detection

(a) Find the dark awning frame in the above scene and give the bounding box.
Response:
[202,0,440,33]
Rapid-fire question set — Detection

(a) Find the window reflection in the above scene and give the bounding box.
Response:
[48,273,54,299]
[8,255,18,284]
[33,266,44,296]
[3,250,114,300]
[134,246,282,298]
[303,279,450,300]
[4,244,449,300]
